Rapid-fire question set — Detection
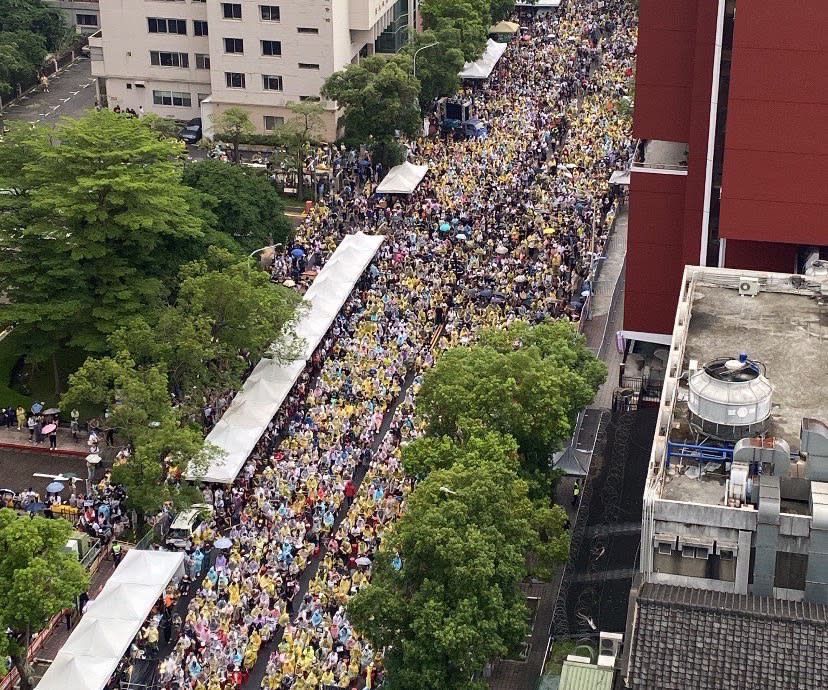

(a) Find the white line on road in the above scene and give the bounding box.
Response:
[71,91,80,96]
[60,98,71,103]
[50,105,61,111]
[82,82,92,88]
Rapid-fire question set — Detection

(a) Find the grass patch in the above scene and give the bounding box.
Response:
[546,639,580,675]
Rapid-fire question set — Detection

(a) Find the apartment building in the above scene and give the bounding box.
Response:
[89,0,417,140]
[46,0,101,36]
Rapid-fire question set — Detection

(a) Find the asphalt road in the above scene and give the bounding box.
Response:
[3,57,97,124]
[0,446,91,496]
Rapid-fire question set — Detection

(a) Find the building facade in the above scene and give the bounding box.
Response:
[89,0,418,140]
[46,0,100,36]
[624,0,828,342]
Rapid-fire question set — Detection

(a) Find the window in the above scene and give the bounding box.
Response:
[225,72,245,88]
[197,93,209,105]
[260,5,280,21]
[147,18,187,35]
[150,51,189,68]
[297,27,318,34]
[152,90,192,107]
[195,53,211,69]
[76,14,98,27]
[193,20,208,36]
[262,74,283,91]
[657,542,673,556]
[298,63,319,69]
[224,37,244,53]
[264,115,284,130]
[261,40,281,56]
[222,3,242,19]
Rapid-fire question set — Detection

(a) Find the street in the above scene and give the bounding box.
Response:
[3,57,96,124]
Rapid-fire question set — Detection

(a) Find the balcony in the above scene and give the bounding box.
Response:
[631,139,688,175]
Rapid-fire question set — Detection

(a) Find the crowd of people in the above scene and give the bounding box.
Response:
[152,3,636,689]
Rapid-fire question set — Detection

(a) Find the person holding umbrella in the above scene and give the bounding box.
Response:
[43,422,58,450]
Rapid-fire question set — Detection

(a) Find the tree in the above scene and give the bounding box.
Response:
[405,31,465,107]
[0,509,88,690]
[111,415,214,533]
[321,55,421,144]
[142,112,183,140]
[212,106,254,164]
[420,0,490,62]
[183,160,292,252]
[271,100,324,201]
[489,0,516,22]
[60,351,172,443]
[349,442,562,690]
[0,0,67,52]
[0,112,204,359]
[417,321,605,495]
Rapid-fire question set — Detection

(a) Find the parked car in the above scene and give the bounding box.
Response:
[165,503,213,549]
[178,117,202,144]
[441,117,488,140]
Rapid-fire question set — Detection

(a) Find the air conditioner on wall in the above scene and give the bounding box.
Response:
[738,277,760,297]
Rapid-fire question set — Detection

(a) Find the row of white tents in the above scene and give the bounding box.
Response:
[185,231,386,484]
[37,550,185,690]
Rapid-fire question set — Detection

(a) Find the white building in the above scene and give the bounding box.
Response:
[89,0,418,140]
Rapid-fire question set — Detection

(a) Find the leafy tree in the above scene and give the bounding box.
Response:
[271,99,324,200]
[183,160,292,252]
[112,415,213,532]
[0,113,204,358]
[60,351,172,443]
[321,55,421,144]
[142,113,183,140]
[420,0,490,62]
[417,321,605,495]
[489,0,516,22]
[0,509,88,690]
[0,0,67,52]
[212,106,254,163]
[349,443,560,690]
[405,31,465,107]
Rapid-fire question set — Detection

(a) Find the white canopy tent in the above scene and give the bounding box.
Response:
[375,162,429,195]
[609,169,631,185]
[186,231,386,484]
[516,0,563,8]
[37,550,185,690]
[459,39,508,80]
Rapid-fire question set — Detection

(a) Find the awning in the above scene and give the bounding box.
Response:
[37,551,184,690]
[186,232,386,484]
[490,20,519,34]
[459,39,508,80]
[375,162,429,195]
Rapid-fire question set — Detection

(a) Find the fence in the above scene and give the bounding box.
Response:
[133,512,173,551]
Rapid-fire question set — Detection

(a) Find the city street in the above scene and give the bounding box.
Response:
[3,57,96,124]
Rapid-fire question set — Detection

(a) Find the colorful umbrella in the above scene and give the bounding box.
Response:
[85,454,102,464]
[31,403,43,414]
[46,482,65,493]
[42,423,57,435]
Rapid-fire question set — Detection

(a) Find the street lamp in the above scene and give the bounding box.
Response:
[412,42,439,80]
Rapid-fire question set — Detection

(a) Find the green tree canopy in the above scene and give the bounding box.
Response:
[270,99,325,200]
[420,0,490,61]
[212,106,254,163]
[321,55,421,144]
[417,321,605,494]
[0,0,66,51]
[182,160,292,252]
[349,437,565,690]
[0,509,88,690]
[406,31,466,106]
[0,112,205,358]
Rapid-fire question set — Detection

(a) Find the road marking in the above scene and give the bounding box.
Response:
[39,113,49,117]
[60,98,71,103]
[51,105,61,111]
[71,91,80,96]
[82,82,92,88]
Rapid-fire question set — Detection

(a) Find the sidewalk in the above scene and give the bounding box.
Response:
[0,424,90,457]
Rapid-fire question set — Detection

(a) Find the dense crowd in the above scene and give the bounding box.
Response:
[155,3,636,689]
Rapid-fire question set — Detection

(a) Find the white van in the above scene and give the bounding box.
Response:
[165,503,213,549]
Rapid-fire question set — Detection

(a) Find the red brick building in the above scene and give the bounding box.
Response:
[624,0,828,342]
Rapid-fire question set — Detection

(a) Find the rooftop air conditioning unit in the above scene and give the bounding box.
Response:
[738,277,760,297]
[597,632,623,667]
